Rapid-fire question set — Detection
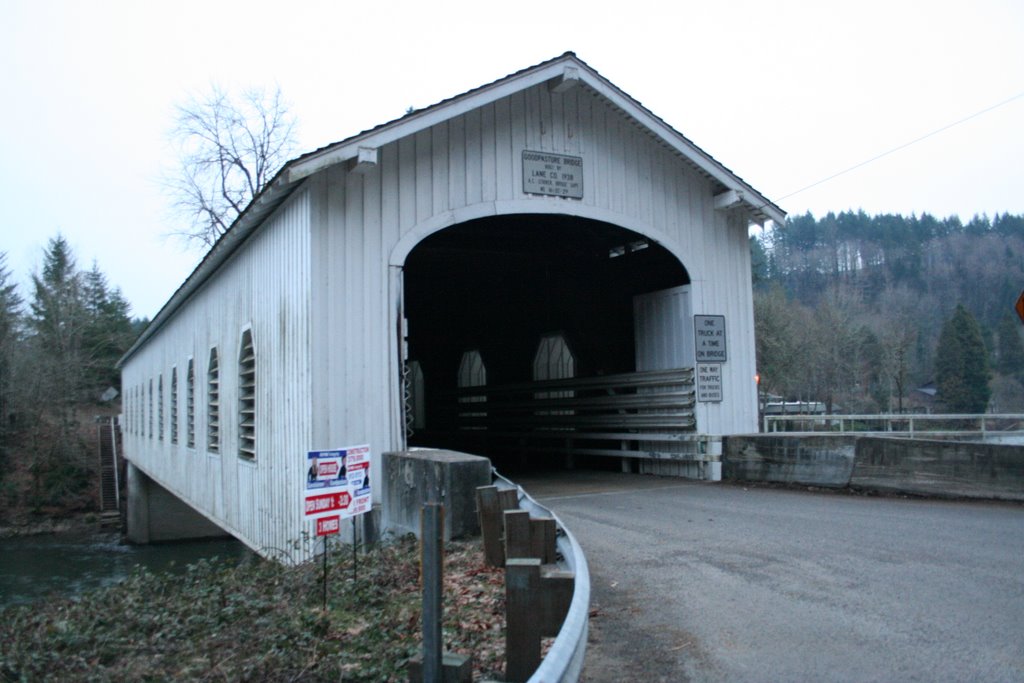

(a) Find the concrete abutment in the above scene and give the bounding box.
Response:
[126,462,230,544]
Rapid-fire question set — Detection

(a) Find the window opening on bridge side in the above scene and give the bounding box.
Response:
[238,329,256,461]
[186,358,195,449]
[158,374,164,441]
[533,333,576,421]
[170,367,178,445]
[457,350,487,430]
[148,378,153,439]
[207,348,220,453]
[533,333,576,381]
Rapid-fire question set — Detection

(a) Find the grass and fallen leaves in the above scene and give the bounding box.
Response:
[0,535,506,682]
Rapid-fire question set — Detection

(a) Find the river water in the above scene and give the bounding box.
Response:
[0,530,252,608]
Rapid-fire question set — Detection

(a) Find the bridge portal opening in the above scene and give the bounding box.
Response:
[403,214,694,472]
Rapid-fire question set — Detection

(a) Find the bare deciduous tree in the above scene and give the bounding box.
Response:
[873,286,920,412]
[165,85,297,250]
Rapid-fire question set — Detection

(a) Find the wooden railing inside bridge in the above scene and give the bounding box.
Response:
[439,368,702,460]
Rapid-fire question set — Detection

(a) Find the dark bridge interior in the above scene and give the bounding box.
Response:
[403,214,688,467]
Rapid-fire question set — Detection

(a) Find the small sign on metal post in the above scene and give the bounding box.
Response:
[303,444,373,605]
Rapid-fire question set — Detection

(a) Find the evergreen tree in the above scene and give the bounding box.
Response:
[749,235,769,286]
[29,235,88,417]
[0,253,23,465]
[82,262,135,391]
[935,304,991,413]
[22,236,136,506]
[995,313,1024,378]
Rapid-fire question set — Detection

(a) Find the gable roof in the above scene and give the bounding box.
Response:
[121,52,784,365]
[288,51,784,221]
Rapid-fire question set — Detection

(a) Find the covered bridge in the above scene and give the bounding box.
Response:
[118,53,785,559]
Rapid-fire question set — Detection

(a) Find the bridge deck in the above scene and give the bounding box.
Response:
[521,470,1024,682]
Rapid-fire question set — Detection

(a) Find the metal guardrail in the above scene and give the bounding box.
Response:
[494,470,591,683]
[763,412,1024,439]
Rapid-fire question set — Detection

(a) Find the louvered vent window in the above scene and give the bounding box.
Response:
[186,359,195,448]
[170,367,178,445]
[238,330,256,460]
[148,379,153,439]
[207,348,220,453]
[533,334,576,381]
[458,350,487,388]
[533,334,576,419]
[457,350,487,430]
[157,374,164,441]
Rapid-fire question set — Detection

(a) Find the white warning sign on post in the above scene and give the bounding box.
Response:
[694,315,727,363]
[696,363,724,403]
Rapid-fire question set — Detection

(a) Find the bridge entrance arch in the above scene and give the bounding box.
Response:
[400,212,697,471]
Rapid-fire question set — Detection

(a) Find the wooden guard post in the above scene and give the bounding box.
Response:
[407,503,473,683]
[505,559,575,682]
[476,485,574,682]
[475,485,520,567]
[504,510,557,564]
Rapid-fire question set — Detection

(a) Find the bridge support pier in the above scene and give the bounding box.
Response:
[126,462,229,544]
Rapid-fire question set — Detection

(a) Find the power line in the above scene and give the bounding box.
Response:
[776,90,1024,203]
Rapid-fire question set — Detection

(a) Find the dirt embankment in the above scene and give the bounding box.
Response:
[0,511,106,539]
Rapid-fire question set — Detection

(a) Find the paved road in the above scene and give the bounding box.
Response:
[516,470,1024,682]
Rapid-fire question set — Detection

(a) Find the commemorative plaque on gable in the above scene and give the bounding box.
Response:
[522,151,583,198]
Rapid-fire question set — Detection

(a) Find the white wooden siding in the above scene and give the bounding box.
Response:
[121,190,312,560]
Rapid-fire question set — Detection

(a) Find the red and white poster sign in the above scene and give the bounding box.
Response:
[303,444,372,536]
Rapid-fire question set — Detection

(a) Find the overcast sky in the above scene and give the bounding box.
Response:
[2,0,1022,319]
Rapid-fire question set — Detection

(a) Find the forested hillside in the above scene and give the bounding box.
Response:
[752,211,1024,413]
[0,238,144,520]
